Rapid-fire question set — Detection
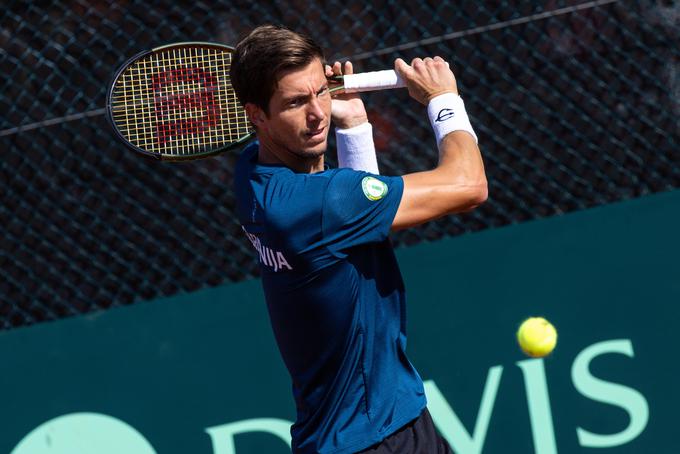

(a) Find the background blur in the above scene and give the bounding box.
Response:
[2,2,680,454]
[1,0,677,331]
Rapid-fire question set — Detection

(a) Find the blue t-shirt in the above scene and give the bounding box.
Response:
[234,143,426,454]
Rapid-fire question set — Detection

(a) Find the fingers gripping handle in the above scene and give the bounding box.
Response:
[342,70,406,93]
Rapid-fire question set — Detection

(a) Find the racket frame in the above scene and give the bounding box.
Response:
[106,42,254,161]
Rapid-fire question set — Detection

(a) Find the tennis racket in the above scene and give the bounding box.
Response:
[107,42,406,161]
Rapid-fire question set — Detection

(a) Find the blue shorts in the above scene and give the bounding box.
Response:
[354,408,453,454]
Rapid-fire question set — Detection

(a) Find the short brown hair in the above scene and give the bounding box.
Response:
[230,25,325,112]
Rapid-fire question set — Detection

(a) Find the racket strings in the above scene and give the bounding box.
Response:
[110,46,251,157]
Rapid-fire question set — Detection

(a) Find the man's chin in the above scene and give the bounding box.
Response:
[297,140,327,159]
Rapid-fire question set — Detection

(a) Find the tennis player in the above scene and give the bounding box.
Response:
[231,25,486,454]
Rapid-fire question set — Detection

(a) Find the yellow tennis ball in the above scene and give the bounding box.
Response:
[517,317,557,357]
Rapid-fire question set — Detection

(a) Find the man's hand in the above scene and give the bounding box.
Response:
[394,57,458,105]
[326,61,369,129]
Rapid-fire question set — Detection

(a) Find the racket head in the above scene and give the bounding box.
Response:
[107,42,253,161]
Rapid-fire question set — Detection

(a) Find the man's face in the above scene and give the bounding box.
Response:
[254,58,332,160]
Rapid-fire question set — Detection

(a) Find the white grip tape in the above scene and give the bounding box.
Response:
[427,93,478,146]
[342,70,406,93]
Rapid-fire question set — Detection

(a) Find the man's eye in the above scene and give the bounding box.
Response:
[318,87,329,96]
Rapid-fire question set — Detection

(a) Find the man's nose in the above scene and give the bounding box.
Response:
[307,97,325,121]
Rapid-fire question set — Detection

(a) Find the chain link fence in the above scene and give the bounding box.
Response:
[1,0,678,330]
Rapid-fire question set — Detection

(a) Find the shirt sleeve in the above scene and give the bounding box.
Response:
[321,168,403,256]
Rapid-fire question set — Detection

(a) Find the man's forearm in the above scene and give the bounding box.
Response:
[335,122,380,174]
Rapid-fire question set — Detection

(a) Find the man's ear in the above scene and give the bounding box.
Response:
[245,103,267,130]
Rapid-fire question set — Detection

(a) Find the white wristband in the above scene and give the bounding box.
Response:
[427,93,478,147]
[335,121,380,174]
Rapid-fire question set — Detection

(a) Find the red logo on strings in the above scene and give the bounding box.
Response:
[153,67,221,144]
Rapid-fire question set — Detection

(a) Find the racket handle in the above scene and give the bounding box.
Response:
[342,70,406,93]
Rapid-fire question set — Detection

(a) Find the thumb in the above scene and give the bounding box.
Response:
[394,58,412,77]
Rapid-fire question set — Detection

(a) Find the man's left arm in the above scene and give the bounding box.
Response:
[327,61,380,174]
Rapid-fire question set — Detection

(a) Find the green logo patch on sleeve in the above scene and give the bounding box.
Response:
[361,176,388,201]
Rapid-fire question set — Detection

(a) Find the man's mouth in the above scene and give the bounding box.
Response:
[305,126,326,138]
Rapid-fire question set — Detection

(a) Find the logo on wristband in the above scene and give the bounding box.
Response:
[435,108,456,122]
